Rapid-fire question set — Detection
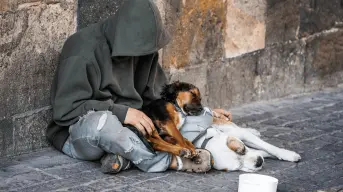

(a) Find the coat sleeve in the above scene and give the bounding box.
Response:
[142,53,168,105]
[51,56,128,126]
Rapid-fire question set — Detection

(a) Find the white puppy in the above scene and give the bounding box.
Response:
[180,108,301,172]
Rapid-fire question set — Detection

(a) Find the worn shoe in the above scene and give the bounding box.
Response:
[100,154,131,174]
[176,149,213,173]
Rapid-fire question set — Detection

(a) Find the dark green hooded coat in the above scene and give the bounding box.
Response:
[47,0,170,151]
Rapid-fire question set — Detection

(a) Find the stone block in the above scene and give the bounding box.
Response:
[207,53,259,109]
[13,109,52,156]
[224,0,266,58]
[207,41,305,109]
[77,0,125,29]
[0,0,76,157]
[256,41,306,100]
[265,0,300,45]
[299,0,343,38]
[0,119,14,157]
[0,1,76,118]
[162,0,227,69]
[304,30,343,91]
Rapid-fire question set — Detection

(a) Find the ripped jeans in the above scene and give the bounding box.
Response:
[62,111,172,172]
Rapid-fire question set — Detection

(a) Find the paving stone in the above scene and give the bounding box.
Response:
[17,171,108,192]
[44,161,100,179]
[176,178,217,192]
[56,185,98,192]
[260,118,290,126]
[0,168,56,191]
[119,170,172,181]
[261,159,299,173]
[159,172,203,185]
[320,142,343,153]
[109,185,147,192]
[329,130,343,138]
[1,88,343,191]
[234,112,275,124]
[132,179,175,191]
[87,176,140,190]
[15,148,80,169]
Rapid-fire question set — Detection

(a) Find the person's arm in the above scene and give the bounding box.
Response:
[52,56,128,126]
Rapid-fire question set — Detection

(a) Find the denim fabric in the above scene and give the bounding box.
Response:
[62,111,172,172]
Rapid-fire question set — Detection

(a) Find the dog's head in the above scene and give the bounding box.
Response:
[161,81,204,116]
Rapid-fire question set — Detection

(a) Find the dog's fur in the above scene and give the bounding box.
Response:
[139,83,204,161]
[162,81,301,172]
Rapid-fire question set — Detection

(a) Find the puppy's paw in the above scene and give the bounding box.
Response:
[246,128,261,137]
[179,148,192,159]
[276,149,301,162]
[190,149,198,158]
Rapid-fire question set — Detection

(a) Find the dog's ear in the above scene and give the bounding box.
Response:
[160,82,178,102]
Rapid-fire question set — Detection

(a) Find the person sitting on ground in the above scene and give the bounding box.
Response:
[47,0,230,173]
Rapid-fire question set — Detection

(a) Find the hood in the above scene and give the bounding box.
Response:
[101,0,170,57]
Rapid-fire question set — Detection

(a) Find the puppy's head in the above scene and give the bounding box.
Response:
[161,81,203,116]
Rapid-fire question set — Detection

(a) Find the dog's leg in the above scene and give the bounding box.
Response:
[162,136,201,163]
[239,129,301,162]
[248,148,274,159]
[183,138,196,149]
[245,128,261,137]
[162,121,197,157]
[148,130,193,158]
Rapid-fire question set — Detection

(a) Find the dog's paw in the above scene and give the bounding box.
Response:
[190,149,199,158]
[276,149,301,162]
[246,128,261,137]
[179,148,192,159]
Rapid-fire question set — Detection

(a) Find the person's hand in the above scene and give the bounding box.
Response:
[212,108,232,121]
[124,108,155,136]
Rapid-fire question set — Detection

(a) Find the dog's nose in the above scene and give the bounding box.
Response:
[255,156,264,167]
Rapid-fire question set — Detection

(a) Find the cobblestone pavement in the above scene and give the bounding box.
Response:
[1,88,343,192]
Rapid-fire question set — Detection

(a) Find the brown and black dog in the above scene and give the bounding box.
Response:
[126,81,203,161]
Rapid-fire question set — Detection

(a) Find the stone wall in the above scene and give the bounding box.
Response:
[162,0,343,109]
[0,0,77,157]
[1,0,343,157]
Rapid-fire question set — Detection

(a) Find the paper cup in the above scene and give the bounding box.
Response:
[238,174,278,192]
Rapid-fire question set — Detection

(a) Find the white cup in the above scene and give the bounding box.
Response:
[238,174,279,192]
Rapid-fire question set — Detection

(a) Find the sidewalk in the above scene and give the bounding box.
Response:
[1,88,343,192]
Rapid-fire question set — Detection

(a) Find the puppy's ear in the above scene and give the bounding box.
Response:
[160,83,177,102]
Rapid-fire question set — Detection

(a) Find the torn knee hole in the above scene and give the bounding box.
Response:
[96,113,108,131]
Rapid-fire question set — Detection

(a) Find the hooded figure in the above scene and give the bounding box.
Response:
[47,0,169,149]
[46,0,212,173]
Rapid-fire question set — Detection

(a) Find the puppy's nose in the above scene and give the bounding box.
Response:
[255,156,264,167]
